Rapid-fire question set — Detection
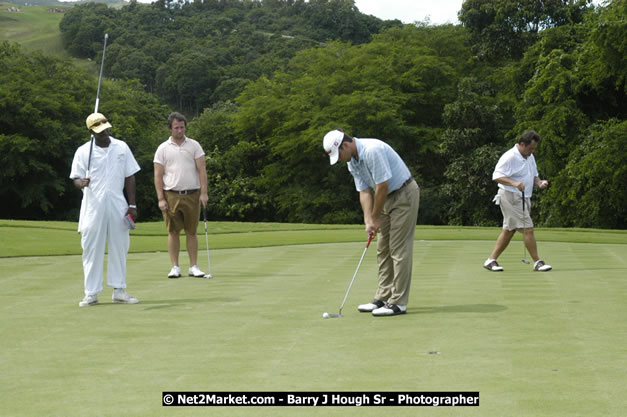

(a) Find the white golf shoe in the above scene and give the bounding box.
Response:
[112,289,139,304]
[79,294,98,307]
[372,303,406,317]
[483,259,504,271]
[358,299,385,312]
[534,260,552,271]
[188,265,206,278]
[168,266,181,278]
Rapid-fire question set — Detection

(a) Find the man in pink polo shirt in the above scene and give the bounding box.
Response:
[154,112,209,278]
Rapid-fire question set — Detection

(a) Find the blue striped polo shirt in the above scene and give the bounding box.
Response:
[347,138,411,193]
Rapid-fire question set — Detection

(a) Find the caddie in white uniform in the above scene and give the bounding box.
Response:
[70,112,141,307]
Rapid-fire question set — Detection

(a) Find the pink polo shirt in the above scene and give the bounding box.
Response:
[154,136,205,191]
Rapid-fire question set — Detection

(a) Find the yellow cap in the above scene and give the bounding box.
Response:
[86,113,112,133]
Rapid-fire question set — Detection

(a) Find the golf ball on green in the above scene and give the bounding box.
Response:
[322,312,329,319]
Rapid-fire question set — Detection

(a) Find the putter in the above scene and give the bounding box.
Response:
[323,233,374,319]
[202,206,213,278]
[521,190,530,264]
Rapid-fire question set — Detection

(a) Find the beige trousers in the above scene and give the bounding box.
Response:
[375,180,420,306]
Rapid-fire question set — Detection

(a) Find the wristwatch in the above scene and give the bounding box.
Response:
[129,205,137,209]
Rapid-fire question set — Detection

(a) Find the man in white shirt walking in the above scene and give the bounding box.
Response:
[154,112,209,278]
[484,130,552,272]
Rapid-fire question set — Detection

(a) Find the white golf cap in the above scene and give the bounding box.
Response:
[86,112,112,133]
[323,129,344,165]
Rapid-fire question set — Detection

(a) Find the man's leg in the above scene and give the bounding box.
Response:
[374,212,394,302]
[523,227,540,262]
[386,182,419,306]
[81,219,106,296]
[168,230,181,267]
[489,228,516,260]
[107,210,130,289]
[186,231,198,267]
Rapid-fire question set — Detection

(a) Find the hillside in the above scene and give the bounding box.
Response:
[0,2,67,54]
[1,0,624,228]
[0,0,125,70]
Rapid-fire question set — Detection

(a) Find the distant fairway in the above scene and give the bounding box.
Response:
[0,3,66,54]
[1,221,626,416]
[0,2,96,71]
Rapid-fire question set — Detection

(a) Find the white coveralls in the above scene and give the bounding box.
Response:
[70,137,140,296]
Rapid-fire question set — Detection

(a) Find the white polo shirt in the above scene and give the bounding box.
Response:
[154,136,205,191]
[493,144,539,197]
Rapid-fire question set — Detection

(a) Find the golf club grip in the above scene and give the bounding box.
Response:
[366,232,374,248]
[87,136,94,171]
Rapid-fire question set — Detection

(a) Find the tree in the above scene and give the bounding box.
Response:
[231,25,464,223]
[459,0,591,60]
[156,50,222,115]
[59,3,115,58]
[439,77,508,225]
[0,43,93,219]
[541,119,626,228]
[0,43,170,221]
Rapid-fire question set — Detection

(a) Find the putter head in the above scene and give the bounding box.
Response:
[521,259,531,264]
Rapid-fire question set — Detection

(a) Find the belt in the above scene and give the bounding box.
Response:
[399,177,414,189]
[166,189,199,195]
[389,177,414,197]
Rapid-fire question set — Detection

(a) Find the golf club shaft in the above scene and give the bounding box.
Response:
[338,233,374,315]
[203,206,212,275]
[521,190,529,263]
[80,33,109,234]
[94,33,109,113]
[88,33,109,173]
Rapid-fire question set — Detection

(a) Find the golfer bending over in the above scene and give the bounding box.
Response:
[484,130,552,272]
[70,113,140,307]
[323,129,420,316]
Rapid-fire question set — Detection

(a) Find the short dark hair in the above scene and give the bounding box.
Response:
[518,130,541,145]
[336,128,353,145]
[168,112,187,129]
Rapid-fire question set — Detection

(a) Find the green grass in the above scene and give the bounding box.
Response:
[0,3,66,54]
[1,219,625,257]
[0,2,97,71]
[1,221,626,416]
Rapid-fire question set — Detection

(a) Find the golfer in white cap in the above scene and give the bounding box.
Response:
[70,112,141,307]
[323,129,420,316]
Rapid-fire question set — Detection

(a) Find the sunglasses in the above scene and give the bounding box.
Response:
[90,119,108,129]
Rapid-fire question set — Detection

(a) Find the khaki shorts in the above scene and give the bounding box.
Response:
[163,190,200,233]
[498,188,533,231]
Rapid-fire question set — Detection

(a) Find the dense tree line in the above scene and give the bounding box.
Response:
[59,0,391,115]
[1,0,625,228]
[0,42,169,221]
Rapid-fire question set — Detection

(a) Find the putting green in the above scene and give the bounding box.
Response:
[0,225,626,416]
